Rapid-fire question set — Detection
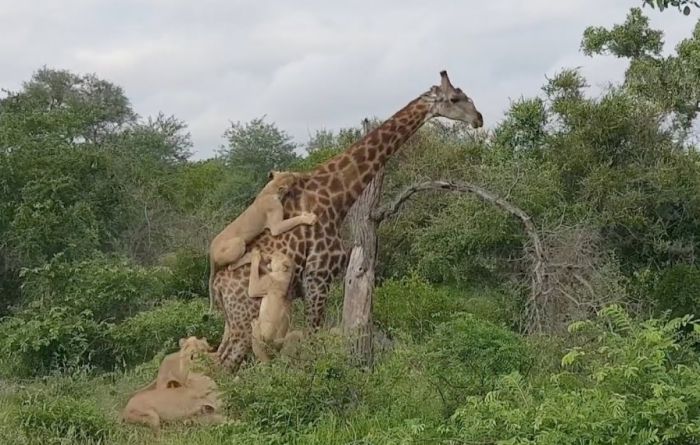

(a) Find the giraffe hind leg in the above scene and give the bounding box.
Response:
[302,273,332,329]
[217,328,252,371]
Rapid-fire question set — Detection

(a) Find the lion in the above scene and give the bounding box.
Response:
[134,336,212,394]
[208,170,317,312]
[121,374,224,436]
[247,249,300,362]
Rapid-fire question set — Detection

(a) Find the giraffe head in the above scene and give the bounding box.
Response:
[426,70,483,128]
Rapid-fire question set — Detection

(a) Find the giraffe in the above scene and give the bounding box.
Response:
[213,70,483,369]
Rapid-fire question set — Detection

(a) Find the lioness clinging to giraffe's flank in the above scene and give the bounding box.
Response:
[134,336,211,394]
[248,249,299,362]
[208,170,317,313]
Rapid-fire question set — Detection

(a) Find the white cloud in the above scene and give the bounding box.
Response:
[0,0,696,159]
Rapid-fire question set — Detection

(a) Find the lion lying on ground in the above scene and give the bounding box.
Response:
[121,372,224,436]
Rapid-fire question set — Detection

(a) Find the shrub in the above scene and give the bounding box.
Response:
[362,338,445,425]
[650,264,700,318]
[462,287,521,327]
[412,197,524,286]
[17,392,114,444]
[423,314,533,413]
[223,331,365,434]
[20,255,166,322]
[0,307,111,377]
[374,275,511,339]
[110,299,222,367]
[159,247,209,299]
[447,307,700,444]
[374,275,464,339]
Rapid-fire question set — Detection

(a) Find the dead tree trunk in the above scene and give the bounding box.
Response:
[342,118,380,366]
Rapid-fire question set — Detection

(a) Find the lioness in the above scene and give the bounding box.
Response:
[121,380,223,436]
[248,249,300,362]
[135,336,211,394]
[208,171,317,312]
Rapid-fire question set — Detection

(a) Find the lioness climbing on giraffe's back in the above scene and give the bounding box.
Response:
[208,170,318,312]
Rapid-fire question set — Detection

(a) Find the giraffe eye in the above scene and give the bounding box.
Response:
[449,97,460,103]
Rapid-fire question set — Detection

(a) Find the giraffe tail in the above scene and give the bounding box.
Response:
[208,258,218,314]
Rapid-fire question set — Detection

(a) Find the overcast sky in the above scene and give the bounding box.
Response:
[1,1,697,159]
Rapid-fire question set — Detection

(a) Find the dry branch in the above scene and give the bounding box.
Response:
[372,180,545,288]
[371,180,549,333]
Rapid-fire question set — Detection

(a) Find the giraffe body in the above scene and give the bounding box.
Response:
[214,71,483,369]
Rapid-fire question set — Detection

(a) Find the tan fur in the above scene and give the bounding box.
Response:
[121,374,223,436]
[247,250,295,362]
[208,171,317,312]
[134,337,211,394]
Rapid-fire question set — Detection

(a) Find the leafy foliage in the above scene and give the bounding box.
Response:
[223,331,363,434]
[649,264,700,317]
[643,0,700,15]
[110,299,222,367]
[374,275,513,339]
[448,307,700,444]
[422,314,534,414]
[20,255,166,320]
[0,307,111,376]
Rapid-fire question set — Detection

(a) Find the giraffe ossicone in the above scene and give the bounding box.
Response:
[214,70,483,370]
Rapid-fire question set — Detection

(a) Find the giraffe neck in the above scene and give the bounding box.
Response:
[308,94,432,220]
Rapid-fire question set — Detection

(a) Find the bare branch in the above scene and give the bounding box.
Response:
[372,180,544,261]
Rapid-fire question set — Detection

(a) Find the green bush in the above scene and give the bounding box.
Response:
[412,198,524,286]
[20,255,166,322]
[650,264,700,318]
[17,392,114,443]
[447,306,700,444]
[0,307,111,377]
[461,287,520,327]
[159,248,209,299]
[110,299,222,367]
[223,331,365,434]
[423,314,533,413]
[362,339,445,425]
[0,260,218,375]
[374,275,511,339]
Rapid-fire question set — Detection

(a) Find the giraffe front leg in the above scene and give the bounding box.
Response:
[302,273,332,329]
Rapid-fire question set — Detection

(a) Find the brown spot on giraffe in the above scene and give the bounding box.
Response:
[329,177,343,194]
[213,70,483,370]
[366,147,377,162]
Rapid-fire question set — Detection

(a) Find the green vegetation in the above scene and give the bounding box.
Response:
[1,8,700,444]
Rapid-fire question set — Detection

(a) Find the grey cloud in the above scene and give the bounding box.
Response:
[0,0,696,159]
